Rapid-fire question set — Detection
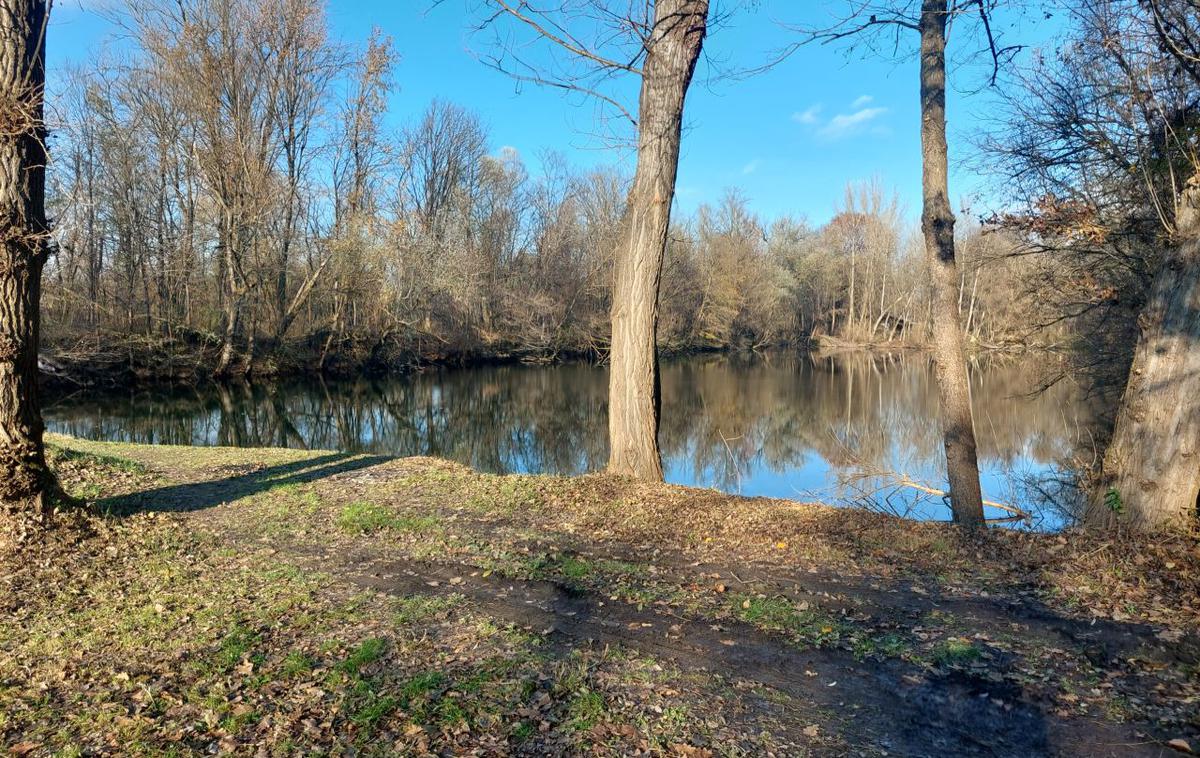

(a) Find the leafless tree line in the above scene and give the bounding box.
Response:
[3,0,1197,536]
[40,3,1041,377]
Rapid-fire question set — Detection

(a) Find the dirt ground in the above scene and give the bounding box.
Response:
[1,435,1197,757]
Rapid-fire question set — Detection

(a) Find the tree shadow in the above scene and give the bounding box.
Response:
[97,452,394,516]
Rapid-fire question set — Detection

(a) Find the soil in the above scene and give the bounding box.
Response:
[2,436,1196,757]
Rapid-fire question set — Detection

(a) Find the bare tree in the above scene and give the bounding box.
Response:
[916,0,986,528]
[985,0,1200,530]
[477,0,710,480]
[783,0,1017,527]
[267,0,343,343]
[332,30,395,225]
[1087,0,1200,530]
[608,2,709,479]
[0,0,51,544]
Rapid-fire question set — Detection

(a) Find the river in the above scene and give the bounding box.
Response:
[43,351,1101,528]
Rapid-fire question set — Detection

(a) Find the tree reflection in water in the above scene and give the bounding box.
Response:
[44,352,1100,528]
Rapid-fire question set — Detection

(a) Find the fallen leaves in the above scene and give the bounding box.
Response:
[6,439,1197,757]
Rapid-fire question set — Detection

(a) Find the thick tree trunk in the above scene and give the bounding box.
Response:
[1092,181,1200,531]
[0,0,51,545]
[918,0,985,528]
[607,0,708,480]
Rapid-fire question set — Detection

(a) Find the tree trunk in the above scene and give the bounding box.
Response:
[1092,180,1200,531]
[0,0,51,546]
[918,0,985,528]
[215,211,248,378]
[607,0,708,480]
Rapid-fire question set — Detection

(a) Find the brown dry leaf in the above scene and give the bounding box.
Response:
[803,725,820,738]
[1167,738,1193,754]
[9,743,39,757]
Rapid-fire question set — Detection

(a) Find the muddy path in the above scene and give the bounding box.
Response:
[416,526,1185,670]
[245,538,1161,758]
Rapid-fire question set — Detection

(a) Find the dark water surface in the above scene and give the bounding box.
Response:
[44,352,1098,528]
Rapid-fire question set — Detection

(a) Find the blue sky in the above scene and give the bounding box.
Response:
[46,1,1051,226]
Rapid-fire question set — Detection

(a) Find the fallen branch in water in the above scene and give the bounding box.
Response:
[827,436,1033,525]
[891,475,1032,523]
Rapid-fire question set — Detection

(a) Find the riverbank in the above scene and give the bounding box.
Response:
[3,437,1197,756]
[811,332,1061,356]
[38,331,751,390]
[39,327,1052,391]
[38,332,597,389]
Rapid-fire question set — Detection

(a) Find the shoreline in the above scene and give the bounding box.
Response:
[37,337,743,391]
[39,333,1057,393]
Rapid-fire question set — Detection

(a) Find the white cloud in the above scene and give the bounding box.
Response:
[791,104,822,125]
[793,99,889,140]
[741,159,762,176]
[817,106,889,140]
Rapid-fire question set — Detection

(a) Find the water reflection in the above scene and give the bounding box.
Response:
[43,352,1099,528]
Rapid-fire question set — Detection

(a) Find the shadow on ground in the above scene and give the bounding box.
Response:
[97,452,393,515]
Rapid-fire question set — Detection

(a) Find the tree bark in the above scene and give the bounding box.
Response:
[1092,180,1200,531]
[918,0,985,528]
[607,0,708,480]
[0,0,51,545]
[215,210,249,378]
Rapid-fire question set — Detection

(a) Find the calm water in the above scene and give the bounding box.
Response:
[43,352,1099,528]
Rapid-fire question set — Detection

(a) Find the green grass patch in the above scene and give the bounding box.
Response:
[932,637,984,667]
[339,638,388,676]
[348,686,397,730]
[280,651,315,677]
[559,556,592,580]
[401,671,446,700]
[48,444,149,475]
[395,593,463,625]
[854,632,911,660]
[335,501,440,535]
[567,689,605,731]
[216,625,261,669]
[733,595,844,646]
